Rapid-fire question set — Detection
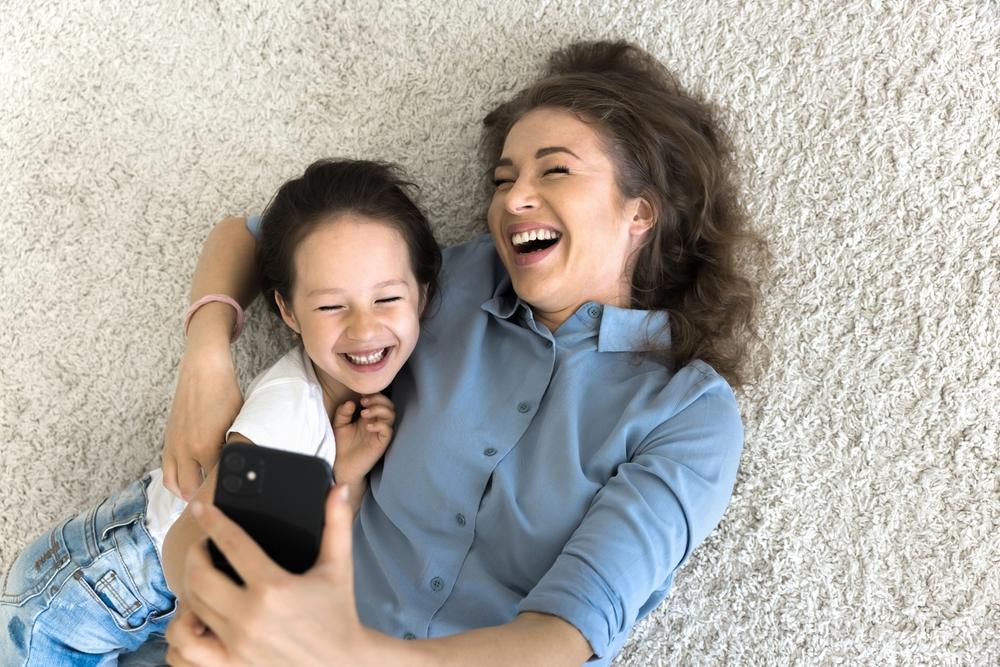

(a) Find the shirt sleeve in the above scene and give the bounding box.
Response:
[516,370,744,660]
[226,378,325,457]
[246,214,262,240]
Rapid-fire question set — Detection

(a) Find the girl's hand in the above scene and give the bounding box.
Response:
[163,343,243,501]
[165,487,385,667]
[331,393,395,490]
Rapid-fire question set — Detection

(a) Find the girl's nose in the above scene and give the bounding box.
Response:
[346,310,380,340]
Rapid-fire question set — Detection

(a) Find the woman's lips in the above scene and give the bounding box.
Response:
[512,238,560,267]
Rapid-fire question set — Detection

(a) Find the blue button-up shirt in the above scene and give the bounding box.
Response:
[247,219,743,664]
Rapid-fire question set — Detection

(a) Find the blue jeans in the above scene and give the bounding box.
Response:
[1,476,176,665]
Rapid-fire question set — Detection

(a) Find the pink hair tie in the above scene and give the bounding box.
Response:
[183,294,246,342]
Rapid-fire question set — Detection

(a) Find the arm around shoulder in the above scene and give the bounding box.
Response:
[162,216,260,499]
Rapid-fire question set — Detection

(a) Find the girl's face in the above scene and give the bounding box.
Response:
[488,107,653,331]
[276,214,422,403]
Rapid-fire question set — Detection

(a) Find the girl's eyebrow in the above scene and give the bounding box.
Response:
[307,279,408,298]
[495,146,581,168]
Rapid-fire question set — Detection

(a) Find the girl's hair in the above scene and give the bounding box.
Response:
[256,159,442,318]
[480,41,766,388]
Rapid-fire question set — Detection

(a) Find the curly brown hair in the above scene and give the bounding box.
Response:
[481,40,765,388]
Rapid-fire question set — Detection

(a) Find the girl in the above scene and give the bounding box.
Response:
[0,159,441,664]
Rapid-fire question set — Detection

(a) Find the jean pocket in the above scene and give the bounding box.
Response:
[1,522,71,606]
[73,559,146,631]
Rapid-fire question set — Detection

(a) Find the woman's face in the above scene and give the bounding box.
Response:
[488,107,652,330]
[276,214,422,403]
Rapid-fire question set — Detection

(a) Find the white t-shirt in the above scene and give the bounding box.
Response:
[144,344,335,553]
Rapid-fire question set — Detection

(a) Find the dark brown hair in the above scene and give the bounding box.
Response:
[481,41,765,388]
[256,159,442,318]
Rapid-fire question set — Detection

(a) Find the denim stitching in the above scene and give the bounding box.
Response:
[96,570,141,615]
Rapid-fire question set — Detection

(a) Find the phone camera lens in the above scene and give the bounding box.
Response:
[222,474,243,494]
[225,453,246,473]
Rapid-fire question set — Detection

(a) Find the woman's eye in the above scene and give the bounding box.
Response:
[493,176,514,189]
[543,165,570,176]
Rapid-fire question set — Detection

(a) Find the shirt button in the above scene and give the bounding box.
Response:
[484,447,497,457]
[587,305,601,318]
[403,632,416,640]
[430,576,444,591]
[517,401,531,413]
[455,513,466,526]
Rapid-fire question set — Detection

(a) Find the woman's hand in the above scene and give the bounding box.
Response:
[163,329,244,500]
[330,393,395,510]
[165,486,385,667]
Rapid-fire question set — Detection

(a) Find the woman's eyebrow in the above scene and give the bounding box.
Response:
[495,146,581,168]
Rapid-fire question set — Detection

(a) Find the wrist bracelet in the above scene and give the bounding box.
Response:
[183,294,246,342]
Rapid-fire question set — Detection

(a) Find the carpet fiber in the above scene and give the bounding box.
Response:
[2,1,997,663]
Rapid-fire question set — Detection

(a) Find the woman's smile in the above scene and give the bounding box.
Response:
[507,222,563,265]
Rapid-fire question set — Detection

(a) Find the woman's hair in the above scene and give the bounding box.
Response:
[256,159,442,318]
[480,41,766,388]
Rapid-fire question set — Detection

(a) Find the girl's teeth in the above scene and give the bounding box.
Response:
[345,348,387,365]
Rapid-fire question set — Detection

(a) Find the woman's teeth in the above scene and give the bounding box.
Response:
[344,348,388,365]
[511,229,561,247]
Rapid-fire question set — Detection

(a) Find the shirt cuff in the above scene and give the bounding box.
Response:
[516,552,625,661]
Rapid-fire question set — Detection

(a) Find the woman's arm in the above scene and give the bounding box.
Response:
[165,487,594,667]
[163,216,260,500]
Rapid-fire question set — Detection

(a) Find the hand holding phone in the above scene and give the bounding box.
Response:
[209,443,332,584]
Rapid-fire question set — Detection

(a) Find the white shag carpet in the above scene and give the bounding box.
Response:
[2,1,997,664]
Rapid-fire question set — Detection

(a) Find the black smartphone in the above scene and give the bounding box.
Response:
[208,443,332,584]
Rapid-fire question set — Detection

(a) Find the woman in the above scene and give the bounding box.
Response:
[164,40,761,666]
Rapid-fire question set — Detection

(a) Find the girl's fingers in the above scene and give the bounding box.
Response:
[332,401,356,427]
[360,393,394,410]
[366,422,393,447]
[360,405,394,422]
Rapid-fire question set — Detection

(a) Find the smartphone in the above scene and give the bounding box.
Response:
[208,443,332,584]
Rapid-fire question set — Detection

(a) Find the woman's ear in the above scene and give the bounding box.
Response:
[274,292,301,334]
[628,195,656,237]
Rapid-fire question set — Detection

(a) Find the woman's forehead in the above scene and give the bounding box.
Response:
[502,107,605,159]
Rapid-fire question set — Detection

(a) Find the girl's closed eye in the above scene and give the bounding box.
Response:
[376,296,402,304]
[318,305,344,312]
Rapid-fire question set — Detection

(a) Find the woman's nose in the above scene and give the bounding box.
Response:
[504,178,538,215]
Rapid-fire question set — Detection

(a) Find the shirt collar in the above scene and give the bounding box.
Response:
[479,273,520,320]
[480,277,671,353]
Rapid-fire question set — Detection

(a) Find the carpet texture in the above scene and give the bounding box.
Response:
[2,1,997,664]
